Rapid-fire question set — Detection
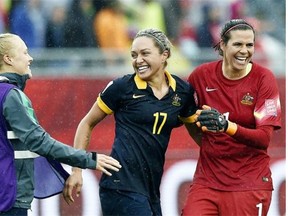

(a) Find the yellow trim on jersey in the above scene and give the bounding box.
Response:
[179,113,198,123]
[165,71,176,91]
[134,71,176,91]
[97,96,113,115]
[134,74,147,89]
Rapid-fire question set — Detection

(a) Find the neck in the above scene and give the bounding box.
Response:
[148,73,169,99]
[222,63,252,80]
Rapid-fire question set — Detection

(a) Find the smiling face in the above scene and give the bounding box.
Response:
[3,35,33,77]
[220,29,255,75]
[131,36,168,81]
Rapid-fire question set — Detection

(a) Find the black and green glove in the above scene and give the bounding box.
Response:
[197,109,228,132]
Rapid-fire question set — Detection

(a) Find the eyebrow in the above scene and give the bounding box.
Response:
[131,48,151,52]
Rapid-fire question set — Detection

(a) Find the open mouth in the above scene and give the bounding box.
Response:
[235,56,247,64]
[137,65,149,73]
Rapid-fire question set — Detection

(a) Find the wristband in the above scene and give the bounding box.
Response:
[226,121,237,136]
[92,152,97,161]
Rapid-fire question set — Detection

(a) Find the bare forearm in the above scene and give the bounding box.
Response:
[74,120,93,150]
[185,123,202,146]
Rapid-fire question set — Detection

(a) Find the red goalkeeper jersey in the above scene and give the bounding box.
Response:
[188,60,281,191]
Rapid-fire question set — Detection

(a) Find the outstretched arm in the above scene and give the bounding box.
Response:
[63,101,121,205]
[184,123,202,147]
[196,105,275,149]
[73,101,121,173]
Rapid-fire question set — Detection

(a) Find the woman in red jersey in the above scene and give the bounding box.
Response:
[182,19,282,216]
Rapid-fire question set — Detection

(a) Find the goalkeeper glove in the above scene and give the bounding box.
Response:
[196,108,237,135]
[197,109,228,132]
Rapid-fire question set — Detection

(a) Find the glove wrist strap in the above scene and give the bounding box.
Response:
[226,121,237,136]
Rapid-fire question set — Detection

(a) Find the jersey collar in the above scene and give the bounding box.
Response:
[134,71,176,91]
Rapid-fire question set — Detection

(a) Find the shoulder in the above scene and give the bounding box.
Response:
[171,74,192,88]
[101,74,134,95]
[106,74,133,87]
[3,88,30,117]
[251,62,277,81]
[0,83,16,92]
[191,60,220,75]
[111,74,133,84]
[0,82,21,97]
[170,74,196,98]
[0,84,18,109]
[5,88,27,104]
[195,60,220,73]
[252,62,274,74]
[170,74,186,84]
[188,60,220,81]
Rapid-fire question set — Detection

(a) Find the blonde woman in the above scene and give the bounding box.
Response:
[0,33,121,216]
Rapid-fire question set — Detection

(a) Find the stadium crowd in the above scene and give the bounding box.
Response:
[0,0,284,51]
[0,0,285,77]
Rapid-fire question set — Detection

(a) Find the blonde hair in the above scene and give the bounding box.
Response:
[134,28,172,68]
[0,33,19,68]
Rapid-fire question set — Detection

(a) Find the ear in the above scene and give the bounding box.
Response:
[161,50,169,62]
[219,40,225,51]
[3,54,13,66]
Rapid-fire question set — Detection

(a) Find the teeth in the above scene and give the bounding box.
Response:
[236,57,246,61]
[138,66,149,72]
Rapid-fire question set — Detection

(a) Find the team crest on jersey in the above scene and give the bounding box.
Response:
[172,94,181,106]
[240,93,254,105]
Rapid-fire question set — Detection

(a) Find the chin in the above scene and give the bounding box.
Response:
[26,71,32,78]
[138,73,150,80]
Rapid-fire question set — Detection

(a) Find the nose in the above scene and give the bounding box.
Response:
[136,55,144,63]
[239,46,248,54]
[29,54,33,62]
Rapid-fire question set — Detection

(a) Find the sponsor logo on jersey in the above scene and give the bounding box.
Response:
[132,94,146,99]
[265,99,277,116]
[205,87,217,92]
[241,93,254,105]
